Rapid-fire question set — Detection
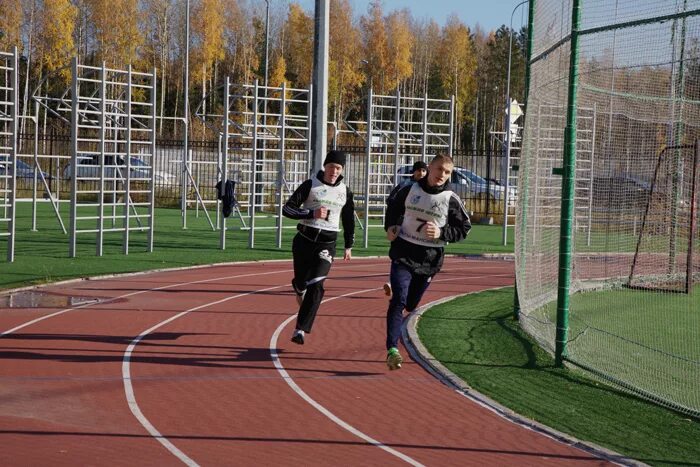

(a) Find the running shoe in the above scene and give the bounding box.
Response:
[291,329,305,345]
[386,347,403,370]
[383,282,392,297]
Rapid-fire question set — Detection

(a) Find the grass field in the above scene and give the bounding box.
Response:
[0,202,514,290]
[417,288,700,466]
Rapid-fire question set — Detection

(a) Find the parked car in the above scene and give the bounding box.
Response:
[591,175,652,208]
[395,164,516,202]
[63,154,175,184]
[0,156,51,180]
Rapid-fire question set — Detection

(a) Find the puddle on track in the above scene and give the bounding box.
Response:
[0,290,105,309]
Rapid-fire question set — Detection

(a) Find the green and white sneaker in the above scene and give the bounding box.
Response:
[386,347,403,370]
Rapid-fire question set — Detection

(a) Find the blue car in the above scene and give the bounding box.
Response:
[0,157,51,180]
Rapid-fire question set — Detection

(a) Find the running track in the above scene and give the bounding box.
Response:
[0,257,613,466]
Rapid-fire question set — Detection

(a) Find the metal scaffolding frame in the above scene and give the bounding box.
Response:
[530,103,597,247]
[342,89,454,247]
[0,48,18,261]
[196,79,312,249]
[68,59,157,257]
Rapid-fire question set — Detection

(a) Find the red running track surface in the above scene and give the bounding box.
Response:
[0,257,611,466]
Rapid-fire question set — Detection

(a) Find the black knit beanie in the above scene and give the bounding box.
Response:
[323,150,347,168]
[412,160,428,172]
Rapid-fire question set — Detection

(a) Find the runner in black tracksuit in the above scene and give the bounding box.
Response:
[383,154,471,369]
[282,150,355,345]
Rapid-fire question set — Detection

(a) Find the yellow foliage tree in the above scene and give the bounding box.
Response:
[329,0,362,122]
[360,0,389,93]
[385,10,413,92]
[38,0,78,85]
[0,0,23,52]
[284,3,313,88]
[86,0,143,68]
[436,16,477,144]
[191,0,225,85]
[269,53,287,88]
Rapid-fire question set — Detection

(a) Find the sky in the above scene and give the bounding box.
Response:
[294,0,529,32]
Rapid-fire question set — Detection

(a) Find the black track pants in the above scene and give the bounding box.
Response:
[292,233,336,333]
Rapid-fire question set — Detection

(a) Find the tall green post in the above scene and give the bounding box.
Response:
[555,0,582,367]
[513,0,536,320]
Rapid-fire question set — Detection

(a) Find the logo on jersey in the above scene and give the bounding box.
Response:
[318,188,328,197]
[319,249,333,263]
[431,200,448,215]
[410,195,421,204]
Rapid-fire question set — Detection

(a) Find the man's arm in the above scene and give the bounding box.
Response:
[384,184,410,231]
[440,193,472,243]
[282,180,313,220]
[341,187,355,249]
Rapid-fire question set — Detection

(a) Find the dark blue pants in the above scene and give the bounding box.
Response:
[385,260,432,350]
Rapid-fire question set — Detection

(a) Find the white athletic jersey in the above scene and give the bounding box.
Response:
[398,182,452,247]
[299,177,347,232]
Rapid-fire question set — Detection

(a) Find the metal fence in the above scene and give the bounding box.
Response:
[14,132,512,225]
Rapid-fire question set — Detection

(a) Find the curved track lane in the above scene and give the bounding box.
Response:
[0,257,611,466]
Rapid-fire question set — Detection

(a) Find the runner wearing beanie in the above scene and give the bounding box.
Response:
[282,150,356,345]
[383,159,429,297]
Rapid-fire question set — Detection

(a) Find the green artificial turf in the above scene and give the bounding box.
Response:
[417,287,700,466]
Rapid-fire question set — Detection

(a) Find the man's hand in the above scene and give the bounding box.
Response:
[343,248,352,261]
[386,225,399,241]
[425,222,441,239]
[313,207,328,219]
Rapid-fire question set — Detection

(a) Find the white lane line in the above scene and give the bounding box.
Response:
[123,283,287,467]
[0,268,294,337]
[120,261,391,466]
[0,258,390,337]
[270,286,426,467]
[269,272,515,466]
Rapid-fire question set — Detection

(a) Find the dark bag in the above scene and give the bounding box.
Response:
[215,179,238,218]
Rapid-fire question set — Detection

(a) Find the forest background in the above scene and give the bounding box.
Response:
[0,0,527,152]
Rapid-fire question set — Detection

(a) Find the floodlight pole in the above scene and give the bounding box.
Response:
[182,0,190,229]
[502,0,528,246]
[264,0,269,89]
[311,0,330,173]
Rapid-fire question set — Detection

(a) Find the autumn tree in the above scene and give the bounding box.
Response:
[360,0,389,93]
[385,9,413,92]
[283,3,313,88]
[409,19,440,96]
[85,0,143,67]
[38,0,78,86]
[434,16,477,149]
[328,0,362,124]
[0,0,24,52]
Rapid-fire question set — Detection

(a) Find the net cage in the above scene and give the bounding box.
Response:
[516,0,700,417]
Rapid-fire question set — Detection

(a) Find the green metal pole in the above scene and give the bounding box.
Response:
[524,0,535,106]
[513,0,536,320]
[555,0,582,367]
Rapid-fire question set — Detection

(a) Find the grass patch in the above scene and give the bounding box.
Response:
[0,203,513,291]
[417,288,700,466]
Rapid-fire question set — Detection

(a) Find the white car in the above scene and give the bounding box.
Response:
[63,155,176,184]
[396,164,517,202]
